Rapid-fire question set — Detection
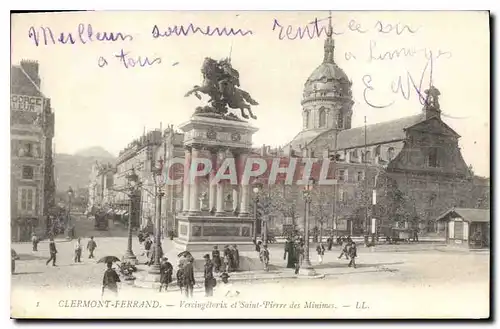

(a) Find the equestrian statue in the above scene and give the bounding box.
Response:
[185,57,259,120]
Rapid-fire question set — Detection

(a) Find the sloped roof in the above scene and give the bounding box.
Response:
[11,66,44,97]
[331,113,425,150]
[287,129,327,151]
[436,208,490,223]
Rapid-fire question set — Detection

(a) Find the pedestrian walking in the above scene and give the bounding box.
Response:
[327,235,334,251]
[316,243,325,264]
[203,254,215,297]
[259,245,270,271]
[232,245,240,271]
[74,238,82,263]
[31,233,39,251]
[11,249,19,274]
[102,262,121,297]
[337,237,349,260]
[148,242,163,266]
[45,238,57,266]
[348,240,357,269]
[176,263,185,294]
[223,245,233,272]
[144,236,152,259]
[284,238,297,268]
[256,240,262,253]
[159,257,173,292]
[212,246,221,273]
[183,257,195,298]
[87,236,97,259]
[297,242,305,266]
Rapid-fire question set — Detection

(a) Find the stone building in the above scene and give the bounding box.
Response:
[87,161,116,212]
[273,18,489,235]
[10,60,56,241]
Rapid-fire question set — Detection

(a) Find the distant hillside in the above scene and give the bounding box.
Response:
[74,146,115,158]
[54,148,115,192]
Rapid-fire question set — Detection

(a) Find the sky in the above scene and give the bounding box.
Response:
[10,11,490,177]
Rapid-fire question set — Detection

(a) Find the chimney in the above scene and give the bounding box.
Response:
[20,60,41,87]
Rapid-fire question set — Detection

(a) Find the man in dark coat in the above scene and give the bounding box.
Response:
[223,245,234,272]
[102,262,121,297]
[87,236,97,259]
[232,245,240,270]
[212,246,221,273]
[183,258,195,298]
[45,238,57,266]
[348,240,357,268]
[284,238,296,268]
[176,263,185,294]
[159,257,173,292]
[203,254,215,297]
[327,235,334,251]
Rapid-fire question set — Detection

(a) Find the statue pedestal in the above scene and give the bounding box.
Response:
[173,214,255,252]
[175,114,258,252]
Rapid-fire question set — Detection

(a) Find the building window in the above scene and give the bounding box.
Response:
[338,188,347,203]
[18,187,36,212]
[337,169,347,182]
[336,113,344,129]
[375,145,381,156]
[428,147,438,167]
[356,171,364,182]
[305,110,310,129]
[387,147,395,161]
[22,166,34,180]
[318,108,326,128]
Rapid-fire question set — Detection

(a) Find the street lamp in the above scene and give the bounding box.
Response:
[148,159,165,278]
[65,186,74,239]
[301,177,318,276]
[123,168,140,264]
[252,182,263,243]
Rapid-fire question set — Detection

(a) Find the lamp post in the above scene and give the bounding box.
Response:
[123,169,139,264]
[301,177,318,276]
[149,159,165,277]
[65,186,74,239]
[252,182,262,243]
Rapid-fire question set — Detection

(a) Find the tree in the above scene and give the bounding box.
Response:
[310,187,332,243]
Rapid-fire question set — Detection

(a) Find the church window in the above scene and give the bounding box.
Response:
[428,147,438,167]
[345,116,352,129]
[336,113,344,129]
[375,145,381,156]
[319,108,327,128]
[364,151,371,163]
[305,110,310,129]
[387,147,395,161]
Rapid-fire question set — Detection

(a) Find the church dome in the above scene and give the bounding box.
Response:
[302,62,351,99]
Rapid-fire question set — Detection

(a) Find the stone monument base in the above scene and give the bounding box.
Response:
[173,214,255,252]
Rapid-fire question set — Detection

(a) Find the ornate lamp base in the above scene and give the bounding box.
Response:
[299,261,324,278]
[122,251,138,265]
[148,264,162,275]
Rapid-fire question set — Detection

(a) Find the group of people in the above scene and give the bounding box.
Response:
[211,245,240,273]
[31,235,97,267]
[337,236,358,268]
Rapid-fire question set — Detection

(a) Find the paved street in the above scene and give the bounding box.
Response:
[11,235,489,318]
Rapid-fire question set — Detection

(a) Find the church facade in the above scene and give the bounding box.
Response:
[272,18,488,236]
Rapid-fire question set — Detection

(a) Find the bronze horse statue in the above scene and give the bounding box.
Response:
[185,57,258,119]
